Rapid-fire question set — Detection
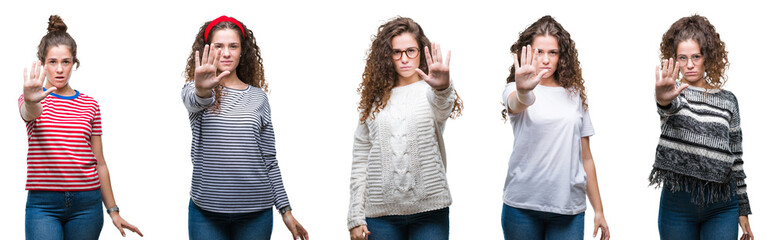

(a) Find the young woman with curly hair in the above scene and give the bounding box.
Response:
[652,14,753,240]
[348,16,462,240]
[20,15,142,239]
[181,15,307,240]
[500,15,609,240]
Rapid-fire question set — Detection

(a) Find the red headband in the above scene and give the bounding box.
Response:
[204,15,245,42]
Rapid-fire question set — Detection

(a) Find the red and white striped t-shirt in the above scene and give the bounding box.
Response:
[19,91,102,191]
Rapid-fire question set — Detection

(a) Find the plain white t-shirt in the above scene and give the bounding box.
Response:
[501,82,594,215]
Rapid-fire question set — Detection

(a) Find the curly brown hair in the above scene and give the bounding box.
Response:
[358,17,463,123]
[660,14,728,89]
[38,15,80,69]
[503,15,586,119]
[184,16,266,113]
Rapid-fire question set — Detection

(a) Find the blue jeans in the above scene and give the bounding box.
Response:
[659,187,739,240]
[188,199,273,240]
[25,189,104,240]
[365,207,449,240]
[501,204,584,240]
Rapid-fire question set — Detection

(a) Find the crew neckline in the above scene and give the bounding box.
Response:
[43,87,80,100]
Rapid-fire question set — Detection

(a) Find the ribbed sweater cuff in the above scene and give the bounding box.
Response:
[347,218,367,230]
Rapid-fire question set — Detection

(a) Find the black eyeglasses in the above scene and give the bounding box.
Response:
[392,47,420,60]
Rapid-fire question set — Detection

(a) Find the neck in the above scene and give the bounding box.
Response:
[396,74,421,87]
[539,77,559,87]
[46,82,76,96]
[219,74,247,89]
[682,78,709,89]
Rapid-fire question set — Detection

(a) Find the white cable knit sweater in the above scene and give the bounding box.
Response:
[348,80,455,230]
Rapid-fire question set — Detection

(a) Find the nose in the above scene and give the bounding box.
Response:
[540,53,549,65]
[56,63,63,73]
[686,58,695,69]
[399,52,409,63]
[222,48,231,58]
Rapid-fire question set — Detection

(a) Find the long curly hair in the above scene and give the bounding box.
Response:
[184,16,266,113]
[503,15,586,119]
[38,15,80,69]
[660,14,728,89]
[358,17,463,123]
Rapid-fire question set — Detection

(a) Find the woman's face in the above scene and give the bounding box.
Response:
[676,39,706,87]
[44,45,74,89]
[391,33,421,81]
[210,28,242,73]
[531,34,559,80]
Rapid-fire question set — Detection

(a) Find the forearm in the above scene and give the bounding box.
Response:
[97,164,118,210]
[428,81,455,119]
[584,158,604,214]
[21,101,43,121]
[182,82,215,112]
[506,89,534,115]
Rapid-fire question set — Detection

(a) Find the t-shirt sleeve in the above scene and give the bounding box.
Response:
[580,107,594,137]
[92,102,103,136]
[502,82,517,115]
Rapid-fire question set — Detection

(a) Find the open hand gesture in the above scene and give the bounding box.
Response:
[416,43,450,90]
[514,45,547,92]
[655,58,688,106]
[23,61,56,103]
[194,44,230,96]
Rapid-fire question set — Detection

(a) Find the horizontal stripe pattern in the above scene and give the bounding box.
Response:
[653,83,750,215]
[182,82,290,214]
[19,92,102,191]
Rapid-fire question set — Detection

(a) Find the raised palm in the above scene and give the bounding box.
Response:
[514,45,547,91]
[655,58,688,106]
[194,44,230,91]
[23,61,56,103]
[416,42,451,89]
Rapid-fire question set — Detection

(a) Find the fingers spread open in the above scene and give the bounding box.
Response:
[424,46,432,66]
[195,50,201,67]
[445,50,451,67]
[415,68,429,80]
[202,45,210,65]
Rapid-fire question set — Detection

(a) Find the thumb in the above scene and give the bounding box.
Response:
[676,83,689,94]
[535,69,548,81]
[42,87,57,96]
[593,224,599,237]
[415,68,429,80]
[215,71,230,82]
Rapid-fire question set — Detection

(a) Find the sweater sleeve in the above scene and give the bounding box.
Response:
[426,81,456,123]
[256,99,292,212]
[181,82,215,113]
[656,83,689,117]
[729,95,751,215]
[348,122,371,230]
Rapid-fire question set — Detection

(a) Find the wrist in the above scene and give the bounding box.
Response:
[195,88,214,98]
[516,90,535,106]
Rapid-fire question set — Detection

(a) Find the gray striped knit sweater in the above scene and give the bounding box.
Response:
[182,82,291,214]
[650,83,751,215]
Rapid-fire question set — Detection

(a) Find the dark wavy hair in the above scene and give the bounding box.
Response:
[660,14,728,89]
[184,16,266,113]
[38,15,79,69]
[358,16,463,123]
[503,15,586,119]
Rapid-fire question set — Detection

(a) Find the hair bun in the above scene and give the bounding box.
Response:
[47,15,67,32]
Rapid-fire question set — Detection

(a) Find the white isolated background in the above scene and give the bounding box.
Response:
[0,0,769,239]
